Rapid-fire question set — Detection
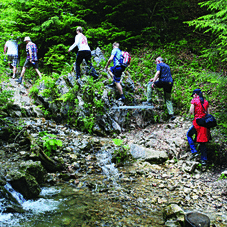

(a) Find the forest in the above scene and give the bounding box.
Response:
[1,0,227,225]
[0,0,226,137]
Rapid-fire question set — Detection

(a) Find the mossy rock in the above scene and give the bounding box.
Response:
[20,160,47,184]
[6,170,41,199]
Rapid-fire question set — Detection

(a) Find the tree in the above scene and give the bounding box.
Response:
[186,0,227,69]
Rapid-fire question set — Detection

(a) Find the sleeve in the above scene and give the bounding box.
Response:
[156,64,161,71]
[111,48,117,56]
[69,35,79,51]
[191,98,195,105]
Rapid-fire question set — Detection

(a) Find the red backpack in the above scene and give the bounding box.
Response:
[121,51,131,68]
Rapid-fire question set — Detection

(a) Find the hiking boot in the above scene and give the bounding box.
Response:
[108,81,115,87]
[170,114,176,120]
[16,77,22,84]
[201,160,207,166]
[118,95,125,102]
[189,152,199,160]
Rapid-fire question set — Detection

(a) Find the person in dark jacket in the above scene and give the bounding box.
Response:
[143,57,175,120]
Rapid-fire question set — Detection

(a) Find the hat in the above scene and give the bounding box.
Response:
[24,36,31,41]
[191,88,201,97]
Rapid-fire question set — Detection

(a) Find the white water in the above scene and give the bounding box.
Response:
[0,185,61,226]
[96,150,120,183]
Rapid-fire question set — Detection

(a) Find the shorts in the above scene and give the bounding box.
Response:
[110,66,124,83]
[7,55,18,67]
[154,80,173,93]
[23,59,39,69]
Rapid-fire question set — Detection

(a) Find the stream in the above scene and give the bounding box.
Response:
[1,118,227,226]
[0,150,164,227]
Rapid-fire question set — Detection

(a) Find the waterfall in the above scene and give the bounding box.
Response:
[96,150,120,184]
[0,184,61,226]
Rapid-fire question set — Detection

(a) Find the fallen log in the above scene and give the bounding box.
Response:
[26,132,64,172]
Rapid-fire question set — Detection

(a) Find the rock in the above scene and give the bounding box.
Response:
[163,204,185,224]
[130,144,168,164]
[19,160,46,184]
[0,185,24,213]
[182,161,199,173]
[6,170,41,199]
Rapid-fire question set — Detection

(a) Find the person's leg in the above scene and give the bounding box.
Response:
[20,67,26,79]
[199,143,207,161]
[113,66,125,100]
[107,67,114,79]
[147,82,153,103]
[12,56,18,78]
[187,126,198,154]
[35,68,42,79]
[84,51,98,78]
[115,82,123,95]
[75,51,84,79]
[164,91,174,115]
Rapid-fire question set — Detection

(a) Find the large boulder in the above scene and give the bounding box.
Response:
[19,160,47,184]
[130,144,168,164]
[6,170,41,199]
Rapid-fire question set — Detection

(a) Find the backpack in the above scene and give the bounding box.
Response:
[120,51,131,68]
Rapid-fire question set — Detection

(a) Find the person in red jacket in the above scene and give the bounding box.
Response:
[187,88,211,166]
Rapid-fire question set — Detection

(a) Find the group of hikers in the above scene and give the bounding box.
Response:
[3,26,211,166]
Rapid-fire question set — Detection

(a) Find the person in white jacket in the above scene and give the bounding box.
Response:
[68,26,98,79]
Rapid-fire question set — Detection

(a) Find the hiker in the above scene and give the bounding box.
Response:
[4,34,19,79]
[187,88,211,166]
[17,36,42,84]
[68,26,98,80]
[143,56,175,120]
[105,42,125,102]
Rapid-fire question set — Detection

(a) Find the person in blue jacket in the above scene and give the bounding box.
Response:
[105,42,125,102]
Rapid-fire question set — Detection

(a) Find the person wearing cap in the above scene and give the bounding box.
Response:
[17,36,42,84]
[4,34,19,79]
[143,56,175,120]
[187,88,211,166]
[68,26,98,80]
[105,42,125,102]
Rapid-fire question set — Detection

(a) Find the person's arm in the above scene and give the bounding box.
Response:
[189,104,194,115]
[68,35,79,52]
[152,70,160,83]
[105,55,114,70]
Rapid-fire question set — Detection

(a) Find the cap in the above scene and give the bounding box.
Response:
[24,36,31,42]
[191,88,201,97]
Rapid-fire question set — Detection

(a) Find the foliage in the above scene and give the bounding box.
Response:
[0,88,14,112]
[186,0,227,69]
[38,131,62,157]
[112,138,130,164]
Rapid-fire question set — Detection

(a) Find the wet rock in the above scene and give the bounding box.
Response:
[6,170,41,199]
[0,186,24,213]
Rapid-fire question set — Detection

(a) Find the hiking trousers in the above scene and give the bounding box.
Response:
[147,81,174,115]
[75,50,98,79]
[187,125,208,161]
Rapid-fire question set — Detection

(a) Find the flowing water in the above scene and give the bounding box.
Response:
[0,119,165,226]
[0,149,165,227]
